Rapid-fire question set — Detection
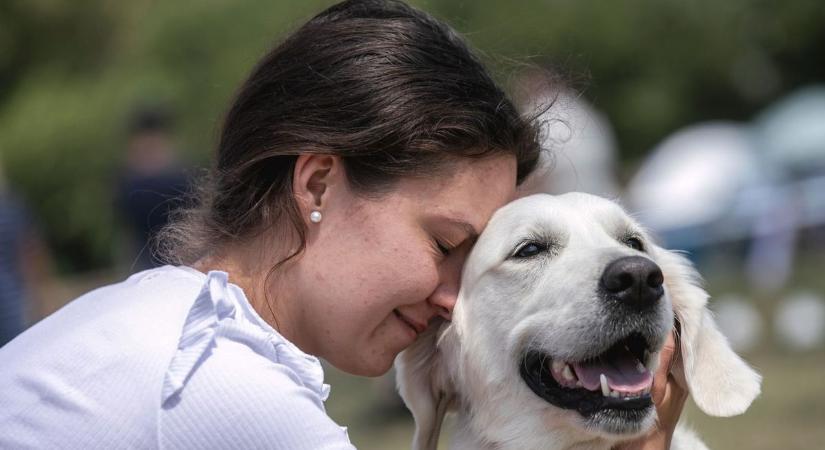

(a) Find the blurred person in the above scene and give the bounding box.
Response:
[752,85,825,178]
[742,185,800,294]
[115,105,191,271]
[745,85,825,292]
[0,162,51,346]
[0,1,686,448]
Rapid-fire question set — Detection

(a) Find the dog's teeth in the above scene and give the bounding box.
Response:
[552,360,564,373]
[610,390,620,398]
[575,380,583,388]
[600,374,610,397]
[562,364,576,381]
[636,361,646,373]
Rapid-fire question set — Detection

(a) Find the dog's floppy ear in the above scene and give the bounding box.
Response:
[656,249,762,417]
[395,321,456,450]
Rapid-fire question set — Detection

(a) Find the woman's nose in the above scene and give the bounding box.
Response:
[428,284,457,320]
[428,261,462,320]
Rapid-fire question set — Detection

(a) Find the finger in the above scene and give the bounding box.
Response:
[650,331,677,405]
[653,331,689,428]
[660,331,678,372]
[613,329,688,450]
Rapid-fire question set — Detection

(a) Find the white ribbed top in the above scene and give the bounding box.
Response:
[0,266,355,449]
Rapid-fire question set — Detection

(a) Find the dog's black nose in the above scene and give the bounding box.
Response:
[601,256,664,309]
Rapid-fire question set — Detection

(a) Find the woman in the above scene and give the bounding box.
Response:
[0,1,685,448]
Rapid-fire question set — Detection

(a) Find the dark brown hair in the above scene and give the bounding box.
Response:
[158,0,543,265]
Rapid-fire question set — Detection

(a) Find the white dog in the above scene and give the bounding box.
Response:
[396,193,761,450]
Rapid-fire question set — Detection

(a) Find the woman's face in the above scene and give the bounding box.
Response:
[283,155,517,376]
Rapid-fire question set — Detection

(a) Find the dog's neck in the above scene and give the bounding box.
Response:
[449,408,616,450]
[447,389,619,450]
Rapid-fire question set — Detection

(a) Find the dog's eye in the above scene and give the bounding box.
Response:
[514,242,546,258]
[624,236,645,252]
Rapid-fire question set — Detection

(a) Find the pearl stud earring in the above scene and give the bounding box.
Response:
[309,210,322,223]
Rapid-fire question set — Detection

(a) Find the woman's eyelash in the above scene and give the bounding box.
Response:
[433,238,460,256]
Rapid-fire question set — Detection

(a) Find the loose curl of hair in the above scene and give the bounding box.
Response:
[157,0,547,268]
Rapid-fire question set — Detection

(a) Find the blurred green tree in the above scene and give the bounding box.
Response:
[1,0,823,273]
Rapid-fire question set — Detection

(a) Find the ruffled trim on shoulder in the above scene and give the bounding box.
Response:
[161,270,330,405]
[269,334,331,401]
[161,271,236,404]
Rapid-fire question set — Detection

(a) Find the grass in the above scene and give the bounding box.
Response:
[681,350,825,450]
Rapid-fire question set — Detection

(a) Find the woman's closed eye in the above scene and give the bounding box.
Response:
[432,232,474,258]
[435,239,453,256]
[434,238,456,256]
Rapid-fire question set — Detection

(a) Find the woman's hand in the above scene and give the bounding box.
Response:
[614,328,688,450]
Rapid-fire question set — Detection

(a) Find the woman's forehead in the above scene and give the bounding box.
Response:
[394,155,515,197]
[385,156,517,230]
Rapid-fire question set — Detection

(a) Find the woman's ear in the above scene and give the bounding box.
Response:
[655,248,762,417]
[292,154,339,216]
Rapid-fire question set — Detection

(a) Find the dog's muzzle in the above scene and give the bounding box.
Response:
[518,256,668,430]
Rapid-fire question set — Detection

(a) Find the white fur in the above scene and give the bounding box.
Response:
[396,193,761,450]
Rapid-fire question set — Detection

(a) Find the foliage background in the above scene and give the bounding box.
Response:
[2,0,824,273]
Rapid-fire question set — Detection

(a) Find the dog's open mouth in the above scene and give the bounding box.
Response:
[520,332,658,417]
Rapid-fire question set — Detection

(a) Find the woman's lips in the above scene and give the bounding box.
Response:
[393,309,426,335]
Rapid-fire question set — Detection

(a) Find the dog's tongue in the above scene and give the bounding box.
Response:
[572,349,652,393]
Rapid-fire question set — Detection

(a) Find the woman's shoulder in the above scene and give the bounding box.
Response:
[0,266,354,449]
[0,266,216,448]
[157,270,355,449]
[0,266,205,357]
[51,265,207,317]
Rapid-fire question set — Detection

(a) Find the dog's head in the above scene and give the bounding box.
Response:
[396,193,761,449]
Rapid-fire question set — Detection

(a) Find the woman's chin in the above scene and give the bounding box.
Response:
[330,354,395,378]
